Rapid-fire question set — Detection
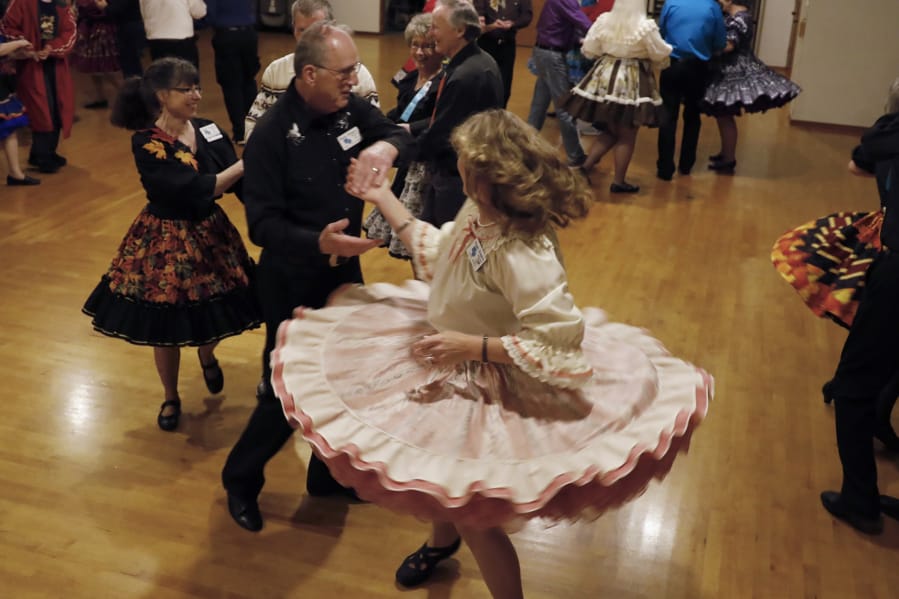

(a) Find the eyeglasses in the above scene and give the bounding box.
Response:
[410,43,436,51]
[170,86,202,95]
[313,61,362,81]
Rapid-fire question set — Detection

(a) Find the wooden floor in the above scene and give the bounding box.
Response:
[1,29,897,599]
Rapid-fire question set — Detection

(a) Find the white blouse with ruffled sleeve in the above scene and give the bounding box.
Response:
[581,14,672,66]
[408,201,593,389]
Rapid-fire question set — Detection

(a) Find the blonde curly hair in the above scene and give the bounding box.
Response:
[450,109,593,235]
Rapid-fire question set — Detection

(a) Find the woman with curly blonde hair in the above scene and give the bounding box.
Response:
[269,109,712,597]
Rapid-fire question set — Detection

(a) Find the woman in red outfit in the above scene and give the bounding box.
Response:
[1,0,76,173]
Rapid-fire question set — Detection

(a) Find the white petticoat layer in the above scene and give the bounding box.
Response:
[272,280,712,528]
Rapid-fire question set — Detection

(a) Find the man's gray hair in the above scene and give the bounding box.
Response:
[438,0,481,42]
[291,0,334,21]
[293,20,353,75]
[887,77,899,114]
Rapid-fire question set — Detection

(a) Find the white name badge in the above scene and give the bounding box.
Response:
[199,123,223,142]
[467,238,487,271]
[337,126,362,151]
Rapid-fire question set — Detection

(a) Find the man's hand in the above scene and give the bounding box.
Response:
[345,140,398,196]
[318,218,381,257]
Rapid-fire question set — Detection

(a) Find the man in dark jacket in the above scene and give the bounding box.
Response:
[221,21,411,532]
[472,0,532,107]
[418,0,503,226]
[821,100,899,535]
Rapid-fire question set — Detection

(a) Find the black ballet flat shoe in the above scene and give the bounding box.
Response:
[821,380,834,404]
[881,495,899,520]
[157,398,182,432]
[84,100,109,109]
[227,492,263,532]
[7,175,40,186]
[708,159,737,174]
[199,353,224,394]
[610,182,640,194]
[709,153,723,163]
[395,537,463,587]
[820,491,883,535]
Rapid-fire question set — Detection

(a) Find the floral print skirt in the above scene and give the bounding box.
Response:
[562,56,664,128]
[83,205,262,346]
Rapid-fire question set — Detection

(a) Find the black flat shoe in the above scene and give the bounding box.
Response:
[708,159,736,174]
[820,491,883,534]
[395,537,462,587]
[227,492,263,532]
[157,398,181,432]
[610,182,639,193]
[709,153,723,163]
[199,352,224,394]
[7,175,40,186]
[821,380,834,404]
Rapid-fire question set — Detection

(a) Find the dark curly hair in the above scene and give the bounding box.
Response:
[110,58,199,130]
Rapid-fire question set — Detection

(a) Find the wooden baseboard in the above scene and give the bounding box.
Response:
[789,119,866,137]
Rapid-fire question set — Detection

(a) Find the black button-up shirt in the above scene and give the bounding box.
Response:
[852,112,899,250]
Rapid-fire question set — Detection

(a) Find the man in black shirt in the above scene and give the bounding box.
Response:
[221,21,411,532]
[418,0,503,226]
[820,104,899,535]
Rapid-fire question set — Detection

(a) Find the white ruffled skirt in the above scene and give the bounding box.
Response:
[272,281,712,529]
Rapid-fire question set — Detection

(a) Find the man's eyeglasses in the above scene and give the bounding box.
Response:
[170,86,202,95]
[314,61,362,81]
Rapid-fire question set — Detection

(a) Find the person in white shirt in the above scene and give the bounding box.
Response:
[139,0,207,69]
[243,0,378,141]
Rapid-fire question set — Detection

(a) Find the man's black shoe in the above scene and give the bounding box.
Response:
[227,493,263,532]
[820,491,883,534]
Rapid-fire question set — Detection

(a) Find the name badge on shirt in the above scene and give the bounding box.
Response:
[337,126,362,151]
[467,238,487,271]
[199,123,223,142]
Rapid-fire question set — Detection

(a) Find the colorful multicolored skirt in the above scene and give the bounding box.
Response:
[562,55,664,128]
[72,20,121,74]
[272,281,712,530]
[83,205,262,346]
[771,210,883,328]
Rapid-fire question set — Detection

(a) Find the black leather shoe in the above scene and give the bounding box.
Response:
[157,398,181,432]
[395,537,462,587]
[820,491,883,534]
[656,170,673,181]
[227,493,263,532]
[7,175,40,186]
[199,352,224,394]
[610,182,639,193]
[709,159,736,174]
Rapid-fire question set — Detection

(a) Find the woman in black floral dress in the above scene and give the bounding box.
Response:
[701,0,800,173]
[83,58,261,431]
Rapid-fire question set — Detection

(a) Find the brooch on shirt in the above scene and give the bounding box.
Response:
[286,123,305,146]
[334,113,350,132]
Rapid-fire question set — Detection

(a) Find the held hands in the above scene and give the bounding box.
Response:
[318,217,381,257]
[412,332,479,368]
[345,159,395,206]
[344,141,396,197]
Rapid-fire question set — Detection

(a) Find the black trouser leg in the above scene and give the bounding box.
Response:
[116,20,146,78]
[479,36,515,107]
[656,65,680,178]
[148,38,199,70]
[834,396,880,516]
[212,29,260,141]
[678,60,708,174]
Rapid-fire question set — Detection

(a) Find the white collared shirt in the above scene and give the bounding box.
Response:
[140,0,207,40]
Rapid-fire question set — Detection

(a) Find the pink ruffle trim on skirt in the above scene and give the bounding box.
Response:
[271,281,713,529]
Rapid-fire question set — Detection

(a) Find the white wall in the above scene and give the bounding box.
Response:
[757,0,794,67]
[790,0,899,126]
[331,0,383,34]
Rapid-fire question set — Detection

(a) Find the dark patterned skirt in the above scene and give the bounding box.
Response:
[562,55,664,128]
[72,21,121,74]
[701,52,800,117]
[771,211,883,328]
[83,206,262,346]
[0,89,28,141]
[363,161,428,260]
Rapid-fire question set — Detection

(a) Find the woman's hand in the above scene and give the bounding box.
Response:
[412,332,479,367]
[345,158,395,206]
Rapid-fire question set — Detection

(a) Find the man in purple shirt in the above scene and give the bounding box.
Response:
[526,0,593,167]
